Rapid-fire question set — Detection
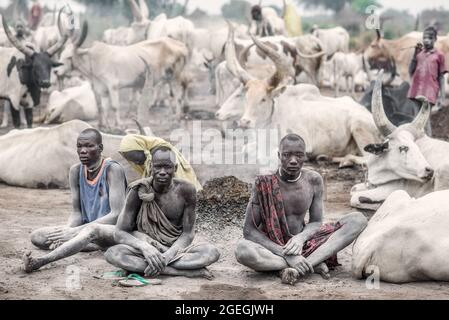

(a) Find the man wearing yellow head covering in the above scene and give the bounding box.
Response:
[283,0,302,37]
[118,134,202,191]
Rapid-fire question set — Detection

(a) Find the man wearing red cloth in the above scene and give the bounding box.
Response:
[235,133,367,285]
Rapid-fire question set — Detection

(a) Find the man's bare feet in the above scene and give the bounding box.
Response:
[23,251,40,273]
[161,266,215,280]
[279,267,299,285]
[314,262,331,280]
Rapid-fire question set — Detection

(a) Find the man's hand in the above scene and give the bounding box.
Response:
[285,255,314,276]
[282,235,305,256]
[414,42,423,56]
[141,244,166,277]
[46,227,79,247]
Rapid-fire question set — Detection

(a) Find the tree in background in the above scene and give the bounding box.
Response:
[297,0,380,15]
[296,0,347,14]
[221,0,251,22]
[350,0,380,15]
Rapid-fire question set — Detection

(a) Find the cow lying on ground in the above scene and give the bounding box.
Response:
[43,81,97,124]
[352,189,449,283]
[0,120,140,188]
[221,23,382,167]
[350,70,449,211]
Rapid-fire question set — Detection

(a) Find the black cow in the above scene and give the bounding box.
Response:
[359,80,419,126]
[2,10,67,129]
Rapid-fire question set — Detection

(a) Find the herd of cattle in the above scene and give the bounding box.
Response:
[1,1,449,283]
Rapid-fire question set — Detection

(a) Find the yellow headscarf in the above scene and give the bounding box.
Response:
[118,134,202,191]
[284,0,302,37]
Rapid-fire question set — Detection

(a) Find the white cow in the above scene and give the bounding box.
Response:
[352,189,449,283]
[0,120,140,188]
[330,51,366,97]
[43,81,97,124]
[311,26,349,58]
[221,26,382,167]
[56,22,189,128]
[350,71,449,210]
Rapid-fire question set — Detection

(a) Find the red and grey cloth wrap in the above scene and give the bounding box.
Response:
[252,174,342,268]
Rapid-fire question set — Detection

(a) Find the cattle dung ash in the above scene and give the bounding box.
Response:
[431,106,449,141]
[195,176,251,231]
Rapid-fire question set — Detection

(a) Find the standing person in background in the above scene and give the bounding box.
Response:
[28,0,42,30]
[408,26,448,136]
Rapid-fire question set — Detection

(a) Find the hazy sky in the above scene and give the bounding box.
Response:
[188,0,449,16]
[1,0,449,16]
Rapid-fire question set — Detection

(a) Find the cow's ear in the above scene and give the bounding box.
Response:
[364,141,389,155]
[52,61,63,67]
[270,85,287,98]
[7,56,17,77]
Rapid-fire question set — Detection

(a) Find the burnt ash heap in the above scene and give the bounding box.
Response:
[195,176,251,231]
[431,106,449,141]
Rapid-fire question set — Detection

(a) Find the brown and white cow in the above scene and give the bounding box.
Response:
[364,30,449,82]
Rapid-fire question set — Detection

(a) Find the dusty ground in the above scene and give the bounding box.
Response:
[1,76,449,300]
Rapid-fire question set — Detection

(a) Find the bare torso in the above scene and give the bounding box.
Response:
[152,179,189,228]
[275,168,322,235]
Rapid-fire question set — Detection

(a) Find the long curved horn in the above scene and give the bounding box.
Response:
[410,96,431,132]
[372,69,397,136]
[134,118,146,135]
[225,20,254,85]
[128,0,143,22]
[362,51,373,82]
[47,8,69,56]
[296,48,326,59]
[250,34,293,87]
[138,0,150,20]
[74,21,88,48]
[1,15,34,57]
[376,29,381,40]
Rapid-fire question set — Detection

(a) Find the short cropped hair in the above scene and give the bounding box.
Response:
[79,128,102,144]
[424,26,437,39]
[151,146,177,163]
[279,133,305,149]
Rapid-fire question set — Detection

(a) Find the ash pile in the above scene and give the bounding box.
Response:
[195,176,252,232]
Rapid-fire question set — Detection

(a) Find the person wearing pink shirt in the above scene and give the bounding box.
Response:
[408,26,448,136]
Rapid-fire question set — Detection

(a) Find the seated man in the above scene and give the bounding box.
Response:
[105,146,220,282]
[23,128,127,272]
[235,133,367,285]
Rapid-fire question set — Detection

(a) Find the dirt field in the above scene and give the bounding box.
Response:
[1,75,449,300]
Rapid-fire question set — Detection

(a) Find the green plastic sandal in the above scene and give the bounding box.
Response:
[118,273,163,287]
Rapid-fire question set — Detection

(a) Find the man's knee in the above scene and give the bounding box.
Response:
[202,243,220,264]
[342,212,368,236]
[235,239,259,267]
[104,244,126,265]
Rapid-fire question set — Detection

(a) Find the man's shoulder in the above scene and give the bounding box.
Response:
[69,163,81,175]
[302,168,323,184]
[174,178,196,196]
[104,160,126,177]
